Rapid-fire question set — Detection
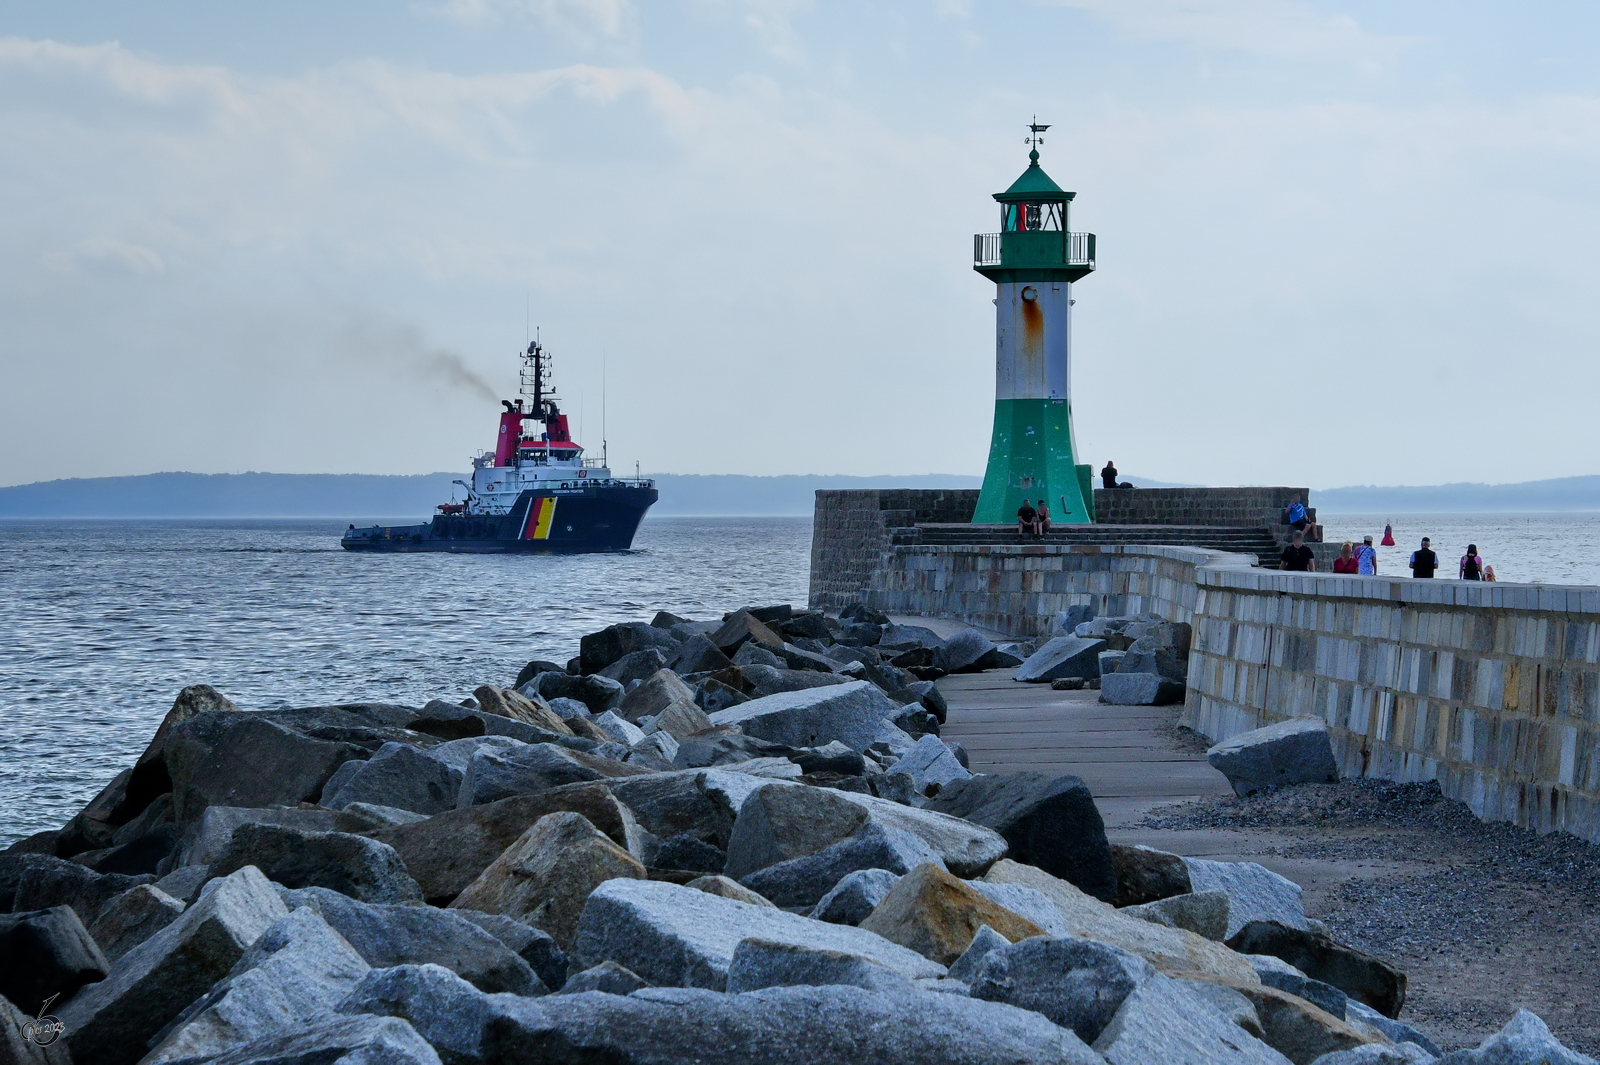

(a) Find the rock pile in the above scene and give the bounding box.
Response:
[1016,612,1191,707]
[2,602,1588,1064]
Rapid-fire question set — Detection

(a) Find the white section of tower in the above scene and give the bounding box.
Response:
[993,280,1073,402]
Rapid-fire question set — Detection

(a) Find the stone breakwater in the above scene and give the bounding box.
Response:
[1,603,1588,1064]
[826,531,1600,848]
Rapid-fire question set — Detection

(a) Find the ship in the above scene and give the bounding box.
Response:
[342,338,657,553]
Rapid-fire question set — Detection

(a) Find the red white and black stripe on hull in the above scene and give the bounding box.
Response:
[341,484,657,554]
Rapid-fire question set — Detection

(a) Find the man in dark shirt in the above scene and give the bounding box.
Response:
[1017,500,1039,538]
[1410,537,1440,578]
[1101,461,1118,490]
[1280,530,1316,571]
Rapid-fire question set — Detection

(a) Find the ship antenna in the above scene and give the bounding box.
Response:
[524,331,544,417]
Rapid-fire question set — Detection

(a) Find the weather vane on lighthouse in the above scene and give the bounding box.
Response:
[970,118,1098,526]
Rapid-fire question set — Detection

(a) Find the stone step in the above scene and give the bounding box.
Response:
[902,523,1281,566]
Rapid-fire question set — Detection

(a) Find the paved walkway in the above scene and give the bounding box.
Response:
[930,652,1395,917]
[889,613,1233,827]
[935,668,1234,829]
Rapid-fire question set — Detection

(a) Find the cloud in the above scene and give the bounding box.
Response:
[0,36,240,118]
[418,0,632,39]
[42,238,165,276]
[1,25,1598,489]
[691,0,812,63]
[1048,0,1410,63]
[0,35,947,481]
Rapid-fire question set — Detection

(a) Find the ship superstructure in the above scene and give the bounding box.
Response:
[342,338,657,554]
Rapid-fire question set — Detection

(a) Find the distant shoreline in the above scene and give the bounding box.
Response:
[3,470,1599,518]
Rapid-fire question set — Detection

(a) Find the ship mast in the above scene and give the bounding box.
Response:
[519,334,556,422]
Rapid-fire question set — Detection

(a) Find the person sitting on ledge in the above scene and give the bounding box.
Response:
[1101,460,1118,490]
[1017,499,1039,538]
[1283,493,1309,532]
[1035,498,1052,534]
[1281,529,1316,571]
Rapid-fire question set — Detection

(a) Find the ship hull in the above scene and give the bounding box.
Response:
[341,484,657,554]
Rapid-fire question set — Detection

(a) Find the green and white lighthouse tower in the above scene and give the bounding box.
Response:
[972,121,1097,525]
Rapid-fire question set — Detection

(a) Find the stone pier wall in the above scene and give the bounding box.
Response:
[865,543,1223,637]
[1187,567,1600,841]
[809,486,1312,614]
[1092,486,1310,528]
[808,489,979,611]
[835,536,1600,843]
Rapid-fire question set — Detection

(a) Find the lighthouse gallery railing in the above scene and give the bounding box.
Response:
[974,231,1095,269]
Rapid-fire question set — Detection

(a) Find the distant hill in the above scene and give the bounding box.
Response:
[1316,476,1600,513]
[0,470,1194,518]
[7,471,1589,518]
[0,472,461,519]
[645,474,980,516]
[0,471,978,518]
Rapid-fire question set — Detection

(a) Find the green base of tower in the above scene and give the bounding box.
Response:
[973,398,1094,525]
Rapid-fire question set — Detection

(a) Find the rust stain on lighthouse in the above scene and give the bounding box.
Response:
[1021,294,1044,342]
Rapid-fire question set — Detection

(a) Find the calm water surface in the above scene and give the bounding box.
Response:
[0,517,811,845]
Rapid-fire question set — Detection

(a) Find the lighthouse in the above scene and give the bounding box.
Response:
[971,121,1097,525]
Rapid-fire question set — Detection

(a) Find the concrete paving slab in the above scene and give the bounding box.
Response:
[936,667,1234,828]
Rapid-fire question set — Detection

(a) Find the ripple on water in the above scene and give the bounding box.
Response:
[0,516,811,845]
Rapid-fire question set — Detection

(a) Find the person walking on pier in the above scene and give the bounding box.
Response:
[1355,534,1378,575]
[1333,542,1357,573]
[1460,544,1486,581]
[1101,461,1118,490]
[1410,537,1440,579]
[1281,529,1316,571]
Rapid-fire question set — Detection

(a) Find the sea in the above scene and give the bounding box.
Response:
[1315,513,1599,586]
[0,516,812,846]
[1,511,1594,846]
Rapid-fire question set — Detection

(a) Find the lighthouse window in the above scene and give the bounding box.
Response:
[1002,202,1064,232]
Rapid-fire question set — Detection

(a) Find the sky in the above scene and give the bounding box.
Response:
[1,1,1598,489]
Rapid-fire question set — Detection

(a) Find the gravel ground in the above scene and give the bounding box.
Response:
[1142,779,1600,1056]
[1155,717,1214,756]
